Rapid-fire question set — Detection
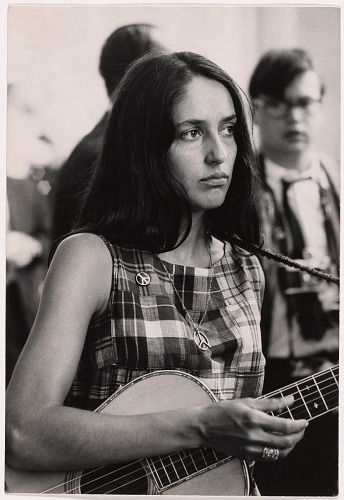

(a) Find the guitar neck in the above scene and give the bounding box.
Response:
[146,448,231,491]
[260,364,339,421]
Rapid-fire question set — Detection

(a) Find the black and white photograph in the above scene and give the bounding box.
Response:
[2,2,341,498]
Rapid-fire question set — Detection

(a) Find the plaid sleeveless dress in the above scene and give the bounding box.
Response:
[65,236,265,411]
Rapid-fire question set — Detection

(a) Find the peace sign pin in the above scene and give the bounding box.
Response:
[135,271,151,286]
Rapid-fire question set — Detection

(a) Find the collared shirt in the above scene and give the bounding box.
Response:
[264,156,329,259]
[260,156,339,361]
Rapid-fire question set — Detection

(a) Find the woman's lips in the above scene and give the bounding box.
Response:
[201,173,229,187]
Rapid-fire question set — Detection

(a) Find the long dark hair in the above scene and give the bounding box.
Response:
[77,51,261,253]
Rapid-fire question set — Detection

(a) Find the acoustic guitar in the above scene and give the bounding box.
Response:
[5,364,338,495]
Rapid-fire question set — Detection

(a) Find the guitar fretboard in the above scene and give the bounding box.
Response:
[145,364,339,491]
[146,448,229,490]
[262,364,339,421]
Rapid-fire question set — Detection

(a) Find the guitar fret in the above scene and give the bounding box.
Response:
[281,389,294,419]
[275,390,294,419]
[278,385,309,420]
[204,449,216,467]
[194,448,208,470]
[312,375,329,411]
[146,457,164,489]
[316,371,339,411]
[149,456,171,488]
[210,449,219,462]
[203,448,220,467]
[184,450,198,475]
[331,366,339,386]
[147,448,219,490]
[170,452,191,481]
[176,451,189,477]
[295,383,312,419]
[160,456,177,485]
[168,454,180,482]
[299,379,328,419]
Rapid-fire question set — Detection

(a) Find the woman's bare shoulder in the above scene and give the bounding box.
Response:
[48,233,113,312]
[52,233,111,265]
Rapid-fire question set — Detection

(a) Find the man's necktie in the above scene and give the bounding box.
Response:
[279,176,329,341]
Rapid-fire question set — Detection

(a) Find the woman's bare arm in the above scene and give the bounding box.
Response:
[5,233,199,470]
[6,233,308,471]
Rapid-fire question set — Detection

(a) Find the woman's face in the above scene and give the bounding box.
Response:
[167,75,237,214]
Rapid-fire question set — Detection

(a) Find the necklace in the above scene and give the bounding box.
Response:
[157,237,214,351]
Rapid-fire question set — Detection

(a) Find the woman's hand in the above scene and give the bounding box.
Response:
[195,395,308,461]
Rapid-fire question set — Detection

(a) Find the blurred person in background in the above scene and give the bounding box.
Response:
[6,83,58,385]
[248,48,339,496]
[52,23,165,241]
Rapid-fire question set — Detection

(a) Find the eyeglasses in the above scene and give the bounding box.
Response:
[254,96,322,118]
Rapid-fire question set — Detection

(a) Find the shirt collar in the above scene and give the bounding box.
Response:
[264,154,328,188]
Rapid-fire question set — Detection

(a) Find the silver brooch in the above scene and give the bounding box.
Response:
[135,271,151,286]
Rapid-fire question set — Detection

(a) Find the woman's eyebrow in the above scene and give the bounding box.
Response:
[176,114,237,128]
[175,119,204,128]
[220,114,237,123]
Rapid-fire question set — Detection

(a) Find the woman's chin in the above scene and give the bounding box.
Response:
[192,199,226,213]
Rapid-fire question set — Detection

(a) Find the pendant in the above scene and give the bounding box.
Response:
[194,329,211,351]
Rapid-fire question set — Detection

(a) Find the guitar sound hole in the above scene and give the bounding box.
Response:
[80,461,149,494]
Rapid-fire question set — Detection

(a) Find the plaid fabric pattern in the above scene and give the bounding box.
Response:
[65,238,265,411]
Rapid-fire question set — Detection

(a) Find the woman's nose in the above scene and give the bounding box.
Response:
[205,135,227,165]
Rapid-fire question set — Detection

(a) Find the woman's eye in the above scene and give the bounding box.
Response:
[221,124,235,136]
[180,129,202,140]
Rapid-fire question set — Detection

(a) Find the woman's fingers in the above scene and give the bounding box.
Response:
[200,398,308,461]
[253,395,295,414]
[251,397,309,434]
[261,426,306,450]
[239,426,306,461]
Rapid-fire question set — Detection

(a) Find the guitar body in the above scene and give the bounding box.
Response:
[5,371,250,495]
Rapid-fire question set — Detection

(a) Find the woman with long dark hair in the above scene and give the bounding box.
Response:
[6,52,307,495]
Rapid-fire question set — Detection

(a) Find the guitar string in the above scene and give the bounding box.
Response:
[267,371,338,417]
[63,449,226,494]
[260,366,338,399]
[41,461,143,493]
[69,450,229,495]
[41,444,218,493]
[41,460,144,493]
[42,444,224,494]
[266,368,338,404]
[273,386,338,420]
[264,369,339,419]
[41,370,338,494]
[106,450,226,495]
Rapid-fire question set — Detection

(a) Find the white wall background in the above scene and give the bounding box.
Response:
[7,5,341,165]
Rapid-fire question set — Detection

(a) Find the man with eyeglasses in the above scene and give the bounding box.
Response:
[249,49,339,496]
